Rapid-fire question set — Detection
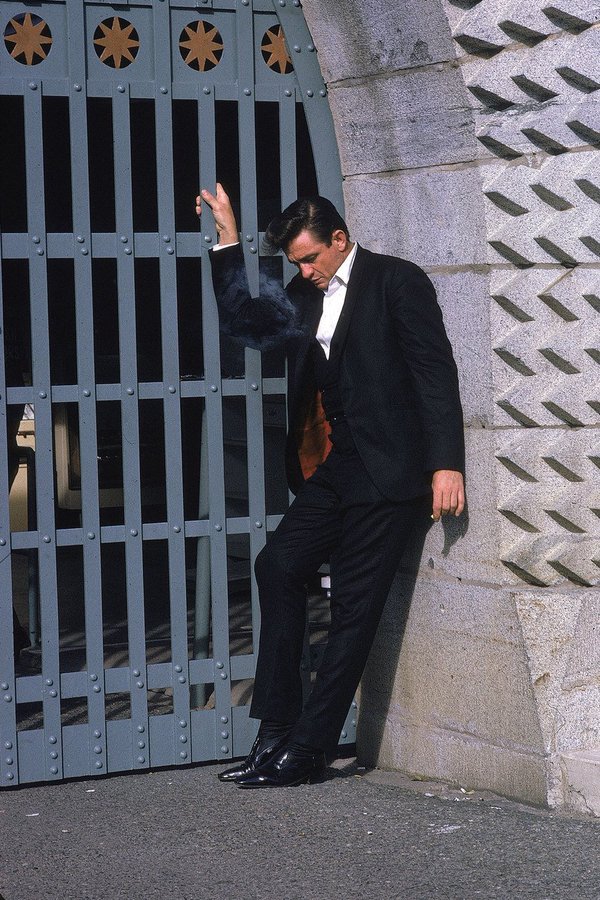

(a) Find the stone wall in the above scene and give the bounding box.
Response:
[302,0,600,813]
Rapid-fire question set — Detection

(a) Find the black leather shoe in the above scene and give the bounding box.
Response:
[235,746,327,789]
[217,734,287,783]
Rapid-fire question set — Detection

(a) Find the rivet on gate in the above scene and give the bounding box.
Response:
[180,751,188,759]
[37,248,44,256]
[221,731,229,739]
[120,235,128,243]
[250,247,257,254]
[220,672,227,680]
[43,535,50,544]
[180,735,187,744]
[178,676,186,684]
[4,742,12,750]
[204,235,212,242]
[90,673,98,682]
[126,388,134,396]
[5,757,13,765]
[138,741,145,749]
[244,88,252,96]
[50,766,58,775]
[39,392,47,400]
[137,725,145,733]
[250,383,258,391]
[351,719,356,727]
[76,235,85,243]
[32,235,40,244]
[87,532,95,540]
[352,701,358,709]
[94,746,102,754]
[214,523,222,531]
[216,661,224,669]
[81,248,89,255]
[174,664,182,673]
[210,384,218,393]
[306,90,314,97]
[293,45,301,52]
[221,746,229,754]
[136,680,144,688]
[117,84,125,93]
[5,772,14,780]
[138,756,145,764]
[130,528,138,536]
[49,736,57,744]
[50,751,58,759]
[255,520,263,529]
[179,720,187,728]
[83,389,91,397]
[284,89,292,97]
[341,730,347,739]
[133,669,140,677]
[94,730,101,738]
[307,44,315,52]
[163,235,170,243]
[49,690,57,698]
[203,87,211,95]
[320,89,327,97]
[125,247,132,255]
[0,539,5,547]
[220,716,228,724]
[0,683,7,691]
[28,81,37,90]
[160,86,168,94]
[96,761,103,769]
[167,247,174,254]
[74,84,82,92]
[93,686,101,693]
[246,234,253,242]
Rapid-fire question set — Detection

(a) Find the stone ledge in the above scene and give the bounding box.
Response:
[561,750,600,817]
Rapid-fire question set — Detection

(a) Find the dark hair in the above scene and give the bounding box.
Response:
[263,196,349,254]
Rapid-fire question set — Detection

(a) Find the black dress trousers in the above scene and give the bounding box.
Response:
[251,424,429,752]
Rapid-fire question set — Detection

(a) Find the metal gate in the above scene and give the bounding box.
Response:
[0,0,350,786]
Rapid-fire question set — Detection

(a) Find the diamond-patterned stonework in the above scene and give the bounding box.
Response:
[444,0,600,586]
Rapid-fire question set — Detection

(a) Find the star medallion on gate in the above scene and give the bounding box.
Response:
[4,13,53,66]
[93,17,140,69]
[179,20,224,71]
[261,24,293,74]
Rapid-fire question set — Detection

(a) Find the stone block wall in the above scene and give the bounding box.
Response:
[302,0,600,813]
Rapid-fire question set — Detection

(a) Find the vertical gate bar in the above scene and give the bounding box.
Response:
[112,84,149,772]
[197,81,231,761]
[23,79,63,781]
[152,0,191,765]
[66,0,107,778]
[278,84,297,287]
[0,249,19,786]
[237,2,266,706]
[275,4,344,211]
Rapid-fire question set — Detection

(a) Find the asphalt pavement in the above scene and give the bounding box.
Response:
[1,759,599,900]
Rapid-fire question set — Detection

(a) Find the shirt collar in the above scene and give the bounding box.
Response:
[324,243,358,296]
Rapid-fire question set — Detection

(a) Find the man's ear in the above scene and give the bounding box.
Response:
[331,229,349,251]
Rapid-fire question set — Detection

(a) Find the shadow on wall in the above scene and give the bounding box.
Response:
[357,506,469,767]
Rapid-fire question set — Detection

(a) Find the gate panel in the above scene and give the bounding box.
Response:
[0,0,349,786]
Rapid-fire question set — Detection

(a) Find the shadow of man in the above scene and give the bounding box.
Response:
[357,503,469,769]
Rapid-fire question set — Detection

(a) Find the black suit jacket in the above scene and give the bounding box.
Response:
[209,243,464,502]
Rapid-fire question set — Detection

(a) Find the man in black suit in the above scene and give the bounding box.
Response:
[197,185,465,788]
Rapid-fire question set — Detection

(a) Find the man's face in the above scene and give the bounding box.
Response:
[285,228,351,291]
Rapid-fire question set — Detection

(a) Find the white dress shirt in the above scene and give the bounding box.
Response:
[316,243,357,359]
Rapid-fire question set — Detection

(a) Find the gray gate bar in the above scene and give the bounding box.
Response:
[238,3,266,754]
[276,4,344,211]
[153,0,192,767]
[0,248,19,787]
[66,0,107,779]
[197,80,231,761]
[24,78,63,782]
[112,83,150,773]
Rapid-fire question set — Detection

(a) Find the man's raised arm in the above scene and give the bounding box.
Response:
[196,185,302,351]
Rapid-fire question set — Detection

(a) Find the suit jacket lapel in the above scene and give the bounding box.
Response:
[328,244,369,363]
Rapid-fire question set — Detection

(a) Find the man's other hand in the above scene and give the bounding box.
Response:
[431,469,465,521]
[195,183,238,245]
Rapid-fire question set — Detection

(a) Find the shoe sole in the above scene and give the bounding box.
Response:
[236,769,327,789]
